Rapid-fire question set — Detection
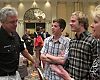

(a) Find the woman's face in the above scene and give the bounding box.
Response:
[91,16,100,39]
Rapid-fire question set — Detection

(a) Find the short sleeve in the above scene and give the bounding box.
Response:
[20,41,25,52]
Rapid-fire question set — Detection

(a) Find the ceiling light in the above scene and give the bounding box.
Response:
[32,0,37,7]
[45,1,51,7]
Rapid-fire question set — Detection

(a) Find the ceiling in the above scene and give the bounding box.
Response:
[0,0,100,3]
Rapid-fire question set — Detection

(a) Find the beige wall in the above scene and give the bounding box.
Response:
[0,1,99,38]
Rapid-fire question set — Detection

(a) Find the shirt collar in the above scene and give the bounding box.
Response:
[75,30,90,40]
[49,35,64,44]
[0,26,14,39]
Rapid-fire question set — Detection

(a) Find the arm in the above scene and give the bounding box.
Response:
[50,65,74,80]
[40,37,65,65]
[40,52,65,65]
[46,53,65,65]
[40,38,53,63]
[34,38,36,49]
[40,53,52,62]
[21,49,35,64]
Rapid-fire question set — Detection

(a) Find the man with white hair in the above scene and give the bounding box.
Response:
[0,6,35,80]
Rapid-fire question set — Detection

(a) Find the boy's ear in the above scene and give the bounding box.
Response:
[79,23,83,27]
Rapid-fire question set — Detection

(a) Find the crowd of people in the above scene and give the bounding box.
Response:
[50,6,100,80]
[0,4,100,80]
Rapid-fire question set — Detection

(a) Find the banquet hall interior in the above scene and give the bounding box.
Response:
[0,0,100,80]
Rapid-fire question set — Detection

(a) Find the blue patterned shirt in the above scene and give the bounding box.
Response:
[41,35,70,80]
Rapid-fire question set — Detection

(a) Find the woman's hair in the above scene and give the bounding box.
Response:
[72,11,89,30]
[93,5,100,20]
[0,6,18,23]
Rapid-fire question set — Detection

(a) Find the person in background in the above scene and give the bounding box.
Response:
[0,6,35,80]
[51,11,98,80]
[45,32,51,38]
[33,26,44,66]
[18,53,28,80]
[40,27,45,40]
[22,29,34,55]
[40,18,70,80]
[40,27,51,40]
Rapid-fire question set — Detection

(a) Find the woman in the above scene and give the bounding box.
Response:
[89,5,100,80]
[51,5,100,80]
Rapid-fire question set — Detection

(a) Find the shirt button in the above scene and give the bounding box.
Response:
[8,50,10,52]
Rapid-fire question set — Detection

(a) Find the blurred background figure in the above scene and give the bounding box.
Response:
[45,32,51,38]
[18,53,28,80]
[40,27,51,40]
[22,29,34,55]
[33,26,44,67]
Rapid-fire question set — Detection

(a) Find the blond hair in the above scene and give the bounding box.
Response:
[94,5,100,20]
[72,11,89,30]
[0,6,18,23]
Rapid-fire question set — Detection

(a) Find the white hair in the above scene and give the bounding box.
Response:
[0,6,18,23]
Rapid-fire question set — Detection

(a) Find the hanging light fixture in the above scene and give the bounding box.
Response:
[32,0,37,8]
[45,0,51,7]
[18,1,25,10]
